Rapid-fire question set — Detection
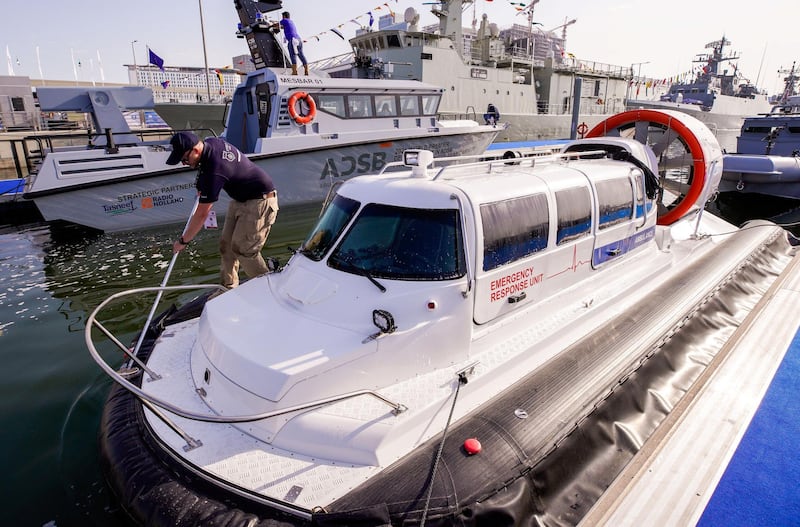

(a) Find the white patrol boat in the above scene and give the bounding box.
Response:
[87,110,796,526]
[20,73,499,232]
[20,0,499,232]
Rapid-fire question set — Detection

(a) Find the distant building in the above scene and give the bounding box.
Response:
[232,54,257,74]
[0,75,37,130]
[125,64,246,104]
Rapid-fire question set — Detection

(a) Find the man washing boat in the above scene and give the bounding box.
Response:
[166,131,279,289]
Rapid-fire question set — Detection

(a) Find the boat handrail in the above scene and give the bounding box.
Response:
[8,127,217,178]
[377,148,608,180]
[21,127,217,148]
[86,284,408,426]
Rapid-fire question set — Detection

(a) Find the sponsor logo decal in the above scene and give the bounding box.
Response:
[106,183,194,215]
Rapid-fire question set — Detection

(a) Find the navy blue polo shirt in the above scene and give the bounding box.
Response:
[196,137,275,203]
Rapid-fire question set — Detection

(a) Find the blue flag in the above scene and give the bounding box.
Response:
[148,48,164,71]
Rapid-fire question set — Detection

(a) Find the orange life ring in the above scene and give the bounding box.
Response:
[287,92,316,125]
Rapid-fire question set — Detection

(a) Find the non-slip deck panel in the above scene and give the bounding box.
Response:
[322,225,793,525]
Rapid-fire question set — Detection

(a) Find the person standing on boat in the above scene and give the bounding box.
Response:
[166,131,279,289]
[272,11,309,76]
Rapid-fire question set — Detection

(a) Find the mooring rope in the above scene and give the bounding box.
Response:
[420,371,469,527]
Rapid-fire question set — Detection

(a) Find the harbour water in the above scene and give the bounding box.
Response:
[0,203,320,526]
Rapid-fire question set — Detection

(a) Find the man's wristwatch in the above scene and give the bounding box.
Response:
[179,236,189,245]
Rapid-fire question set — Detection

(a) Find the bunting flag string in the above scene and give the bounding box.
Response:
[304,1,397,44]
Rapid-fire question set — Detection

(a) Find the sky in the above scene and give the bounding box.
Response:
[2,0,796,95]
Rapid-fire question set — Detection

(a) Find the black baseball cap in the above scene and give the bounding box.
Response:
[166,131,199,165]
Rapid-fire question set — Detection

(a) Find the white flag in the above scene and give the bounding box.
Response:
[36,46,45,85]
[70,48,78,81]
[6,45,14,76]
[96,49,105,83]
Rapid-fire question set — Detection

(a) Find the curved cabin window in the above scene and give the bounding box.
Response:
[481,194,549,271]
[328,204,465,281]
[634,173,648,218]
[301,194,361,261]
[596,179,634,229]
[555,187,591,244]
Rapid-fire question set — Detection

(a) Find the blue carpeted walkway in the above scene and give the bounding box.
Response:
[697,329,800,526]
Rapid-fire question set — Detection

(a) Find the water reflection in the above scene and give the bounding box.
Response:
[0,202,321,526]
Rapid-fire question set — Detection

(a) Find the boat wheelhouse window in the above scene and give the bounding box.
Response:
[596,179,634,229]
[387,34,401,48]
[348,95,373,118]
[555,187,591,245]
[375,95,397,116]
[481,194,549,271]
[316,94,346,117]
[301,195,360,261]
[399,95,420,116]
[421,95,440,115]
[328,204,465,281]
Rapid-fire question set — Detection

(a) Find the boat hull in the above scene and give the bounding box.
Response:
[26,130,497,232]
[720,154,800,199]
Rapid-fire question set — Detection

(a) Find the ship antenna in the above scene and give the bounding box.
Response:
[754,42,768,90]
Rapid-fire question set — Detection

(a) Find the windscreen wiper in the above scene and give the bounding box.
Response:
[354,266,386,293]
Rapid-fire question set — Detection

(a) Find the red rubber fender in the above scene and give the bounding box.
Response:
[586,109,706,226]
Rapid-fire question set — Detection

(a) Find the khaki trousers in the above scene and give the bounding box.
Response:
[219,193,279,288]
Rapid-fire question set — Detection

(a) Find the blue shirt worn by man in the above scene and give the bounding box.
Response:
[277,12,308,72]
[279,17,301,42]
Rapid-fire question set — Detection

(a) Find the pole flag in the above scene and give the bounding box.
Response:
[148,48,165,71]
[70,48,78,81]
[6,45,14,76]
[96,50,106,83]
[36,46,45,85]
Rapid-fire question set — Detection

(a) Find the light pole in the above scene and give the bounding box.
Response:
[198,0,212,102]
[626,61,650,102]
[130,40,138,85]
